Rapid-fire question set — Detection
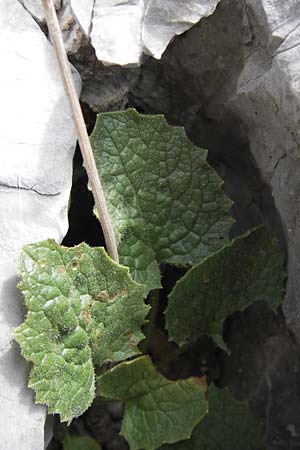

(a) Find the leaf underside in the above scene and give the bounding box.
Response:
[91,108,233,292]
[97,356,208,450]
[13,240,148,423]
[166,226,286,350]
[160,384,265,450]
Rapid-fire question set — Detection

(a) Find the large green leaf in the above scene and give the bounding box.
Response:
[90,109,233,292]
[13,240,148,423]
[97,356,208,450]
[166,226,286,350]
[160,384,265,450]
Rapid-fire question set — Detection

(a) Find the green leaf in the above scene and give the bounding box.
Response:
[97,356,208,450]
[13,240,148,423]
[160,384,265,450]
[165,226,286,350]
[64,434,101,450]
[90,109,233,292]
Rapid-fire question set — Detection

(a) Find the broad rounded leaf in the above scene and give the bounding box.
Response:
[166,226,286,350]
[160,384,264,450]
[97,356,208,450]
[13,240,148,423]
[91,109,233,292]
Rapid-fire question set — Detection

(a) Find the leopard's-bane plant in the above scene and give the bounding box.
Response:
[13,108,286,448]
[14,1,287,445]
[91,109,234,292]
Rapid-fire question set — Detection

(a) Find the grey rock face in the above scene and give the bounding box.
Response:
[229,0,300,344]
[69,0,221,65]
[59,1,139,112]
[0,1,80,449]
[69,0,94,35]
[18,0,61,23]
[61,0,223,111]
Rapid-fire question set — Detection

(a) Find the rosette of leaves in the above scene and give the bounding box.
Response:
[13,240,148,422]
[90,109,233,292]
[13,107,287,450]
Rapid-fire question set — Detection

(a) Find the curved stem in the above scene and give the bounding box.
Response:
[41,0,119,263]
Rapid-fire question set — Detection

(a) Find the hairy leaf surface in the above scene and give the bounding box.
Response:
[13,240,148,422]
[166,226,286,350]
[91,109,233,292]
[160,384,264,450]
[97,356,208,450]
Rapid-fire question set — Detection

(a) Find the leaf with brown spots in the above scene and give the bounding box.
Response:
[13,240,149,423]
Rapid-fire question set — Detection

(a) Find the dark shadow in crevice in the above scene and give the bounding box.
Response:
[62,103,104,248]
[219,302,300,448]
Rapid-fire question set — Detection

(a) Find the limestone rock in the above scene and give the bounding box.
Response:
[58,0,139,112]
[69,0,221,66]
[18,0,61,23]
[0,1,80,449]
[229,0,300,344]
[69,0,94,35]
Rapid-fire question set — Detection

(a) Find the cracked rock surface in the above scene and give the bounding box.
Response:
[18,0,61,23]
[0,1,80,449]
[69,0,222,65]
[59,0,139,112]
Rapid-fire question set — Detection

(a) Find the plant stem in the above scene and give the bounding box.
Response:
[41,0,119,263]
